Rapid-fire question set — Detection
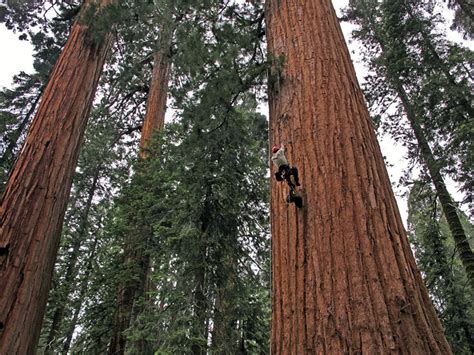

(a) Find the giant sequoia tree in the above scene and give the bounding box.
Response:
[0,1,114,352]
[265,0,451,353]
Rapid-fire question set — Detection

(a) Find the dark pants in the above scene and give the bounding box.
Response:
[275,164,300,187]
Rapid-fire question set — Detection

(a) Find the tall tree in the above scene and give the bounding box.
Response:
[37,37,151,351]
[265,0,451,353]
[43,167,101,354]
[138,30,172,157]
[131,103,270,355]
[0,1,115,352]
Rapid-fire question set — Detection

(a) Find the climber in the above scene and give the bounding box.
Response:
[271,144,300,188]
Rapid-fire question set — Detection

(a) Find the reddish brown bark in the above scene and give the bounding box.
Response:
[0,2,113,353]
[108,39,171,355]
[265,0,451,353]
[139,46,171,158]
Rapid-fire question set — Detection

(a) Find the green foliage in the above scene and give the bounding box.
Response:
[427,0,474,38]
[0,75,41,192]
[128,101,270,354]
[408,180,474,354]
[2,0,270,352]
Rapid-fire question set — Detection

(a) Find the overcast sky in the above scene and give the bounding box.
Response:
[1,0,466,224]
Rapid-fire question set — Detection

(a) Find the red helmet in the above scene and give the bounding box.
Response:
[272,145,279,153]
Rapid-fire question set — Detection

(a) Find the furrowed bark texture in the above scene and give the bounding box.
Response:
[0,4,112,353]
[108,41,171,355]
[265,0,451,354]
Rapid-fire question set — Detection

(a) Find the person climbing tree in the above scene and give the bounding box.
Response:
[271,144,302,207]
[271,144,300,187]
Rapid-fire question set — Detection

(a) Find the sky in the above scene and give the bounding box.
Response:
[0,0,466,224]
[0,23,35,87]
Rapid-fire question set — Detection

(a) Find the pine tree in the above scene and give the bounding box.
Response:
[408,179,474,354]
[265,0,451,352]
[131,100,270,354]
[437,0,473,37]
[0,1,115,352]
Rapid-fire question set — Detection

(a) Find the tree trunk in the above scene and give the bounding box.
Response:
[45,168,101,353]
[139,42,171,157]
[0,2,113,353]
[393,80,474,290]
[191,233,208,355]
[265,0,451,353]
[62,233,99,354]
[211,251,238,353]
[365,2,474,290]
[0,90,42,170]
[108,35,171,355]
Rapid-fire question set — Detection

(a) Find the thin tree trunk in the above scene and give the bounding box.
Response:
[0,1,113,352]
[211,252,238,353]
[393,79,474,289]
[211,291,233,353]
[45,168,101,353]
[0,90,42,169]
[265,0,451,353]
[191,230,208,355]
[108,33,171,355]
[62,234,100,354]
